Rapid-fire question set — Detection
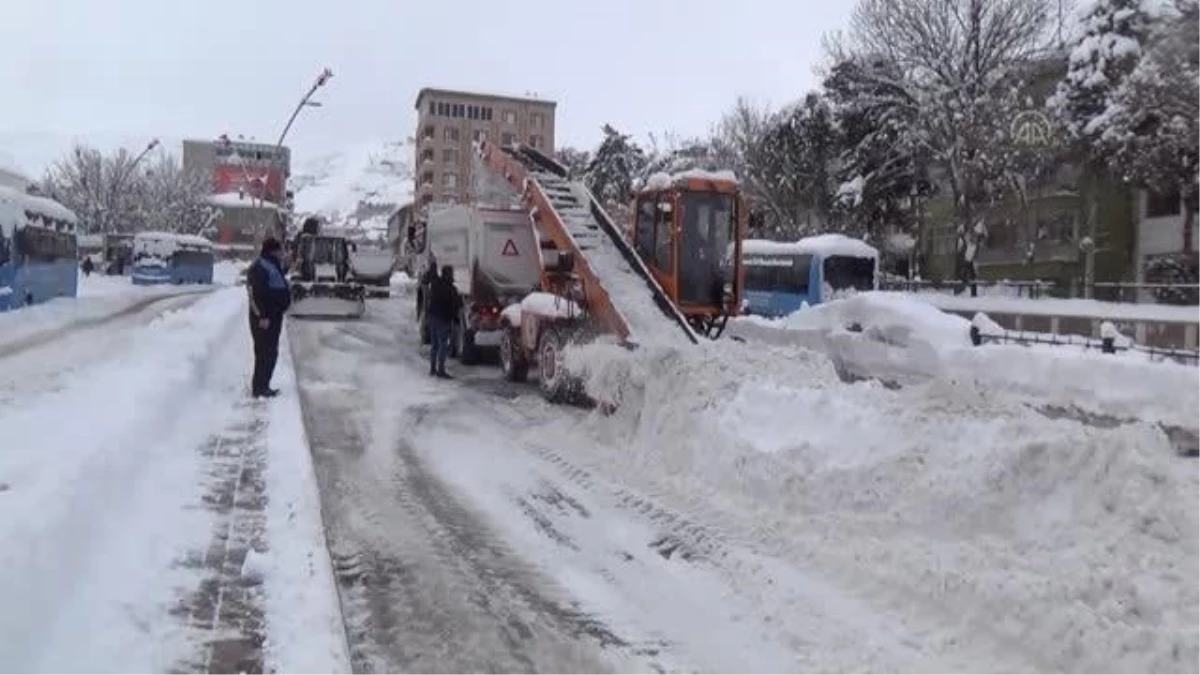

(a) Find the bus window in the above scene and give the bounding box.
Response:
[823,255,875,292]
[784,255,812,294]
[743,254,811,295]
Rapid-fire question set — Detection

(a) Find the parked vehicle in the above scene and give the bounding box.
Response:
[740,234,878,317]
[130,232,215,285]
[0,185,79,311]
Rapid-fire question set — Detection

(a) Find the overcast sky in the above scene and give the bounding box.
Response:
[1,0,854,175]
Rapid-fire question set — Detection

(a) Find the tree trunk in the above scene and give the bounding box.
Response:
[1084,195,1098,300]
[1182,186,1196,254]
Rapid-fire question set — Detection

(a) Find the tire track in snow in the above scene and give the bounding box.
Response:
[289,318,619,674]
[0,288,211,361]
[0,292,209,408]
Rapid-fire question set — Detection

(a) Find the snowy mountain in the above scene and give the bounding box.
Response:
[289,138,414,242]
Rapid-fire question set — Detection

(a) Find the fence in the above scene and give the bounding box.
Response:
[968,323,1200,366]
[882,278,1199,305]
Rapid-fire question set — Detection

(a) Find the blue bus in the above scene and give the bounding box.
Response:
[0,185,80,312]
[741,234,879,317]
[131,231,215,285]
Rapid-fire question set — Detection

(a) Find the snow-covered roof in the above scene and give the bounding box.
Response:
[207,191,282,210]
[743,234,879,260]
[643,169,739,191]
[133,230,214,252]
[0,184,78,237]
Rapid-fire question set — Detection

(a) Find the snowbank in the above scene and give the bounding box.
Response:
[0,289,247,670]
[562,334,1198,673]
[730,292,1199,429]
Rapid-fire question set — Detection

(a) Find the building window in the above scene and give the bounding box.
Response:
[502,109,517,125]
[423,124,435,139]
[437,102,448,116]
[472,129,487,142]
[484,107,493,121]
[530,112,543,129]
[501,132,514,146]
[455,103,465,118]
[420,149,434,163]
[442,173,458,189]
[421,171,434,185]
[529,135,543,149]
[442,148,458,163]
[1146,190,1181,219]
[428,101,435,115]
[443,127,460,143]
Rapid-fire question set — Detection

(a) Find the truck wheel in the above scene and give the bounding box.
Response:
[500,326,528,382]
[538,326,572,403]
[458,325,478,365]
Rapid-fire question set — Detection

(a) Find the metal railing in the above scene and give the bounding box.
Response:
[881,278,1200,305]
[968,323,1199,366]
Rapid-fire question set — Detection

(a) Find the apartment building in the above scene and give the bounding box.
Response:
[413,87,557,209]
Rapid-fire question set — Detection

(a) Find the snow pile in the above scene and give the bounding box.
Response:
[565,335,1198,673]
[730,292,1200,428]
[643,168,739,190]
[503,292,583,327]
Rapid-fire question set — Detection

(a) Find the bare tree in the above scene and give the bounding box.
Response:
[838,0,1057,289]
[44,144,219,235]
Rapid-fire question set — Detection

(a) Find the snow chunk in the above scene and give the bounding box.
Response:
[521,291,581,319]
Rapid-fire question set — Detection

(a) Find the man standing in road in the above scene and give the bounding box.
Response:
[247,237,292,398]
[425,264,461,379]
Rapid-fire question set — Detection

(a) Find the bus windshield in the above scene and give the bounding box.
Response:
[743,254,812,295]
[822,255,876,292]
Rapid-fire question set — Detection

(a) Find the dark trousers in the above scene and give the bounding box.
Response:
[249,313,283,393]
[428,316,452,374]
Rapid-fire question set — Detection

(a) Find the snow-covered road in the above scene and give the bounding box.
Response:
[285,291,1075,667]
[0,272,1193,673]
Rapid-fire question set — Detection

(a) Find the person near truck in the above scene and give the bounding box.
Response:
[426,264,461,379]
[247,237,292,398]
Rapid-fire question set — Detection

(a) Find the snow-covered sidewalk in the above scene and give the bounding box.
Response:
[0,287,347,672]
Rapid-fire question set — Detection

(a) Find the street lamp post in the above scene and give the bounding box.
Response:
[106,138,159,233]
[272,68,333,240]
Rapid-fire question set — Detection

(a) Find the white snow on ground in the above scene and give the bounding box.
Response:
[729,292,1200,429]
[554,329,1198,673]
[899,289,1200,324]
[0,287,347,673]
[260,332,352,673]
[0,290,246,670]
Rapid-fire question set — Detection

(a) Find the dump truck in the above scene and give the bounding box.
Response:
[288,217,366,319]
[349,248,396,298]
[416,203,543,364]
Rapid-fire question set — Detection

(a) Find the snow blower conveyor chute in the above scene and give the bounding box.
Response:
[288,218,366,319]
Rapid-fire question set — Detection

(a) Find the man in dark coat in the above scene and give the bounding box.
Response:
[425,264,461,378]
[247,237,292,397]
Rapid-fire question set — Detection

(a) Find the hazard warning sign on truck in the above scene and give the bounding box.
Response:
[501,239,520,256]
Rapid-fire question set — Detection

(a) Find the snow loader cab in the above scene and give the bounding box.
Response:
[288,223,366,319]
[628,171,747,339]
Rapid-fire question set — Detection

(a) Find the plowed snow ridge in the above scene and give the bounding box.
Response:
[560,337,1199,673]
